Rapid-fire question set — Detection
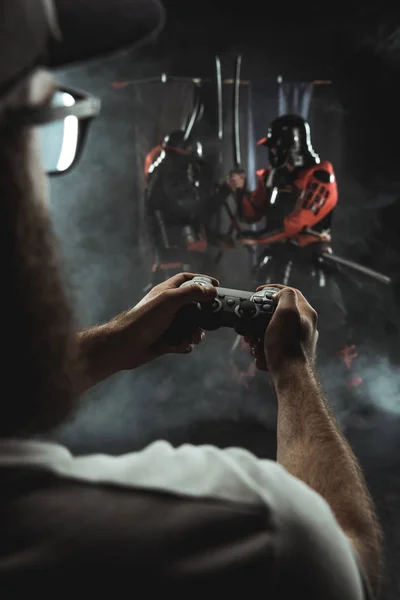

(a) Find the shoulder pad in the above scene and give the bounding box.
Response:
[316,160,334,173]
[313,169,335,184]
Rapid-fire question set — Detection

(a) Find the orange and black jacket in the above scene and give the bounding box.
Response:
[237,161,338,247]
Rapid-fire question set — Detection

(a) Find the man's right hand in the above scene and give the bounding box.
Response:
[245,285,319,380]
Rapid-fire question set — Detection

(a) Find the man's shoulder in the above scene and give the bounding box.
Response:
[0,442,282,580]
[0,440,367,595]
[0,469,273,586]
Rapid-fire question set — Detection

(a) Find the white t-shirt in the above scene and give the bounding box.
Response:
[0,438,370,597]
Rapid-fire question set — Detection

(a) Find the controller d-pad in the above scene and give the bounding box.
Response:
[211,299,223,312]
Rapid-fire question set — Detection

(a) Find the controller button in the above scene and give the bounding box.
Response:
[226,298,235,306]
[235,306,244,318]
[262,302,274,311]
[211,299,223,312]
[253,296,263,304]
[218,293,225,299]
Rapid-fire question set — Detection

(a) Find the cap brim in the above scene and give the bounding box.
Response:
[48,0,166,68]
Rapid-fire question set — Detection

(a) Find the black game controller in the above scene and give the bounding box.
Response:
[163,276,280,345]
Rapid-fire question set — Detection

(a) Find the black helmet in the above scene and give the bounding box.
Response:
[162,130,203,161]
[264,114,319,168]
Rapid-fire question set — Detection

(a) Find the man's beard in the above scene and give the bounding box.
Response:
[0,125,79,437]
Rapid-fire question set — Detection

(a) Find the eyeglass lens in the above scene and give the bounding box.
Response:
[37,91,80,174]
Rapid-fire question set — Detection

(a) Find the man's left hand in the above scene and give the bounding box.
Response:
[105,272,219,371]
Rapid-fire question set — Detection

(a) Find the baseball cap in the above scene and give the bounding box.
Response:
[0,0,165,95]
[0,0,165,174]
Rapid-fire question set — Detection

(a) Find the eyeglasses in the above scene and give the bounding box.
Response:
[7,86,101,176]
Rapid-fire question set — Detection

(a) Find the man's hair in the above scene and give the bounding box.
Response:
[0,124,78,437]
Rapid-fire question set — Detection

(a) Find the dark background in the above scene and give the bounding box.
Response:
[47,2,400,597]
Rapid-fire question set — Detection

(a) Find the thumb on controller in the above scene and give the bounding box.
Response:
[163,281,217,313]
[273,287,298,309]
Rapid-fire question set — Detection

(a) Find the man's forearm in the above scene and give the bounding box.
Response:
[274,362,382,595]
[76,324,120,393]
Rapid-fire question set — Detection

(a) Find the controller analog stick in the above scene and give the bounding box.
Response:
[237,299,257,317]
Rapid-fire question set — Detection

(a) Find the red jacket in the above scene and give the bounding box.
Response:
[240,161,337,246]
